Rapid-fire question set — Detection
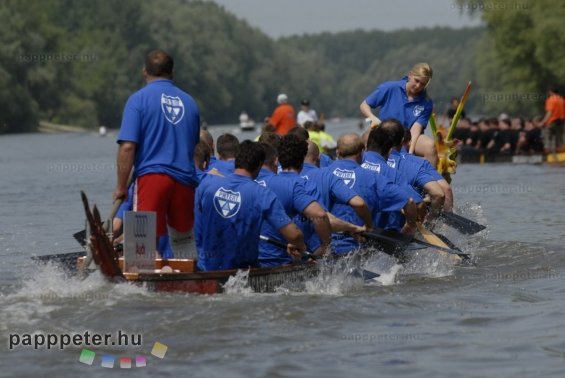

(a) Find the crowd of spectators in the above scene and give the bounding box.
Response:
[450,114,546,161]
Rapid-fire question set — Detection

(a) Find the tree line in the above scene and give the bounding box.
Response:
[1,0,559,134]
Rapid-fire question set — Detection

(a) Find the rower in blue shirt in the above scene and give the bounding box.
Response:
[397,131,454,212]
[386,127,447,220]
[328,133,421,254]
[258,135,332,267]
[195,140,306,271]
[299,141,372,252]
[361,125,424,231]
[301,141,373,229]
[207,133,238,175]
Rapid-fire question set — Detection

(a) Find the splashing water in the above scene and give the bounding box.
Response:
[222,269,254,295]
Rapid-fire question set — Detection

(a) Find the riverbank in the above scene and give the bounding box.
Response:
[37,121,89,134]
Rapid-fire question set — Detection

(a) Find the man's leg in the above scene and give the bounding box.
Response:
[135,173,174,257]
[167,181,196,259]
[414,134,438,168]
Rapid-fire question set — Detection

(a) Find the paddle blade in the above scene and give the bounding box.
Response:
[348,267,380,280]
[440,212,486,235]
[73,229,87,247]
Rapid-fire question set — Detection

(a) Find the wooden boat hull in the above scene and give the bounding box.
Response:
[33,251,319,294]
[122,263,318,294]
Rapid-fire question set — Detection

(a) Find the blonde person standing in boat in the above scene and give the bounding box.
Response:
[360,63,437,166]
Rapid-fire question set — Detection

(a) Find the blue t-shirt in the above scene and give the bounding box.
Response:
[258,171,317,267]
[387,149,436,190]
[399,147,443,181]
[328,159,415,253]
[300,162,356,210]
[361,151,423,232]
[319,153,334,168]
[195,173,292,271]
[365,77,433,130]
[208,159,235,176]
[298,163,357,252]
[118,79,200,186]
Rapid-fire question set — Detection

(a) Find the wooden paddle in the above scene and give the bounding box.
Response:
[259,235,380,280]
[360,228,469,259]
[416,223,468,263]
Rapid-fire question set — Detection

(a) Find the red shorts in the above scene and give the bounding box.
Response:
[134,173,194,237]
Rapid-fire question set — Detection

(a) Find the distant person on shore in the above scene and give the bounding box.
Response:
[541,86,565,149]
[195,140,307,271]
[264,93,296,136]
[297,99,318,127]
[360,63,437,166]
[113,49,200,259]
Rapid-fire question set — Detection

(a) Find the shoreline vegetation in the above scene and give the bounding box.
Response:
[2,1,561,135]
[37,121,89,134]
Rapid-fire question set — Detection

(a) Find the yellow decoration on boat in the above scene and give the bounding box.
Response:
[431,81,472,183]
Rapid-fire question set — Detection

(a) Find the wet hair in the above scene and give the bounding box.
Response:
[199,129,214,151]
[216,133,240,159]
[193,142,211,170]
[409,62,433,80]
[286,126,310,141]
[145,50,174,79]
[258,131,281,150]
[259,142,278,166]
[278,134,308,169]
[235,140,265,172]
[366,119,405,155]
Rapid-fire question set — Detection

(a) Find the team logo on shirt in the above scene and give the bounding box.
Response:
[213,187,241,218]
[387,158,396,168]
[332,168,356,188]
[413,105,424,117]
[361,161,381,173]
[301,175,309,180]
[255,180,267,187]
[161,94,185,124]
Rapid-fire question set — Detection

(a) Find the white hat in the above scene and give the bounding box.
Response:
[498,113,510,121]
[277,93,288,104]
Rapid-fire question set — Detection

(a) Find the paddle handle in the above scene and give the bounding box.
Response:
[259,235,316,259]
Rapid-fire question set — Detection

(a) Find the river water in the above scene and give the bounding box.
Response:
[1,120,564,377]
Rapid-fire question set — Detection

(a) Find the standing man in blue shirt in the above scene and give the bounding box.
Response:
[114,49,200,259]
[360,63,437,166]
[195,140,306,271]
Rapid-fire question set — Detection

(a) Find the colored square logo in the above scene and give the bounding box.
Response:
[120,357,132,369]
[135,356,147,368]
[79,349,95,365]
[101,355,114,368]
[151,342,168,359]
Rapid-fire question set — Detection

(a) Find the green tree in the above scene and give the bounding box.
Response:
[456,0,565,116]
